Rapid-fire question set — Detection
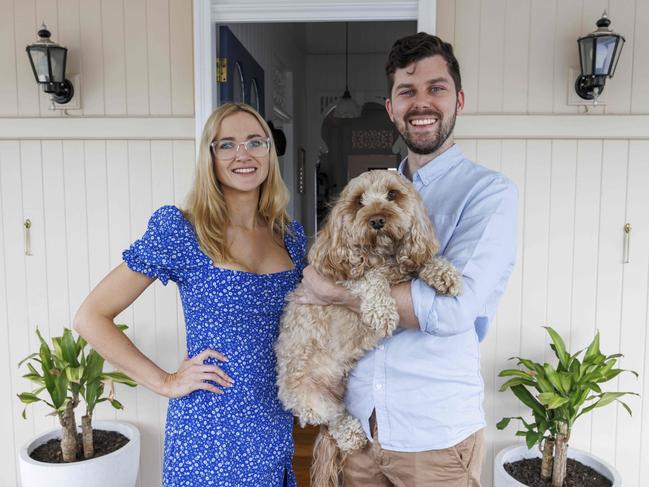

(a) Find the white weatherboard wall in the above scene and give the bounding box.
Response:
[0,0,195,486]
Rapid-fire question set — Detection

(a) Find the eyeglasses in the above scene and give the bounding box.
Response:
[210,137,271,161]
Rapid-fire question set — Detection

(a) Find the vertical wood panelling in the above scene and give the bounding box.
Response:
[0,0,18,116]
[545,140,577,353]
[146,0,172,115]
[476,0,505,113]
[492,140,527,456]
[502,0,530,113]
[552,1,580,114]
[84,141,111,287]
[568,140,603,452]
[631,0,649,113]
[79,0,105,115]
[13,0,40,115]
[57,0,81,87]
[41,141,71,332]
[476,140,502,487]
[617,140,649,487]
[0,142,35,482]
[101,0,127,114]
[124,0,150,115]
[20,141,55,435]
[62,141,90,315]
[435,0,454,43]
[590,141,628,462]
[453,0,480,113]
[527,1,557,113]
[0,142,19,487]
[519,141,552,359]
[605,0,636,113]
[169,0,194,115]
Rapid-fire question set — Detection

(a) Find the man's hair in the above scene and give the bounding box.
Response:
[385,32,462,95]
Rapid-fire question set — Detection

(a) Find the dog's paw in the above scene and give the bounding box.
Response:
[331,416,367,453]
[434,266,462,296]
[421,258,463,296]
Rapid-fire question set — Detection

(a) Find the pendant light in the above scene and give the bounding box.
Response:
[333,22,361,119]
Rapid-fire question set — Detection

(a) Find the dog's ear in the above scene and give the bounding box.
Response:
[308,202,356,281]
[397,196,439,275]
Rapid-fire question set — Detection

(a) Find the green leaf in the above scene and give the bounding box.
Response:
[544,327,569,368]
[498,369,533,379]
[17,392,41,404]
[102,371,137,387]
[539,392,570,409]
[496,417,513,430]
[109,399,124,410]
[584,332,600,363]
[66,366,85,384]
[17,352,39,368]
[499,377,537,392]
[559,373,572,394]
[60,328,80,367]
[511,384,547,418]
[525,430,542,449]
[544,364,565,394]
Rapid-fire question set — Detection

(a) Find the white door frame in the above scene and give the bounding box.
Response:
[193,0,436,145]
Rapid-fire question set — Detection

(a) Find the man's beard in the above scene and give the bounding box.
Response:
[399,107,457,155]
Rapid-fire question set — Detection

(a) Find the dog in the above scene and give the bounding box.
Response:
[275,169,462,486]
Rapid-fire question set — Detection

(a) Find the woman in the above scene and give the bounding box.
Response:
[74,103,305,486]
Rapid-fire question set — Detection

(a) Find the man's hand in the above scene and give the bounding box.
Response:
[293,265,360,313]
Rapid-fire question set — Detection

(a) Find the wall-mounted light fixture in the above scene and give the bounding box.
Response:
[26,23,74,105]
[575,11,625,101]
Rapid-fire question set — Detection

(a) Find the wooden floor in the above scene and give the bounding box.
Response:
[292,420,319,486]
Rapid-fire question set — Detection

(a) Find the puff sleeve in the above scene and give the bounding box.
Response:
[122,205,197,285]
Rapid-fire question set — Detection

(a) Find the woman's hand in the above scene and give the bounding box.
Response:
[161,349,234,398]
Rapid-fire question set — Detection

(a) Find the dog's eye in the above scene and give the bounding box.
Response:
[357,197,364,207]
[386,190,398,201]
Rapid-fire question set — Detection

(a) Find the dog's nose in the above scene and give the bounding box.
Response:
[369,215,385,230]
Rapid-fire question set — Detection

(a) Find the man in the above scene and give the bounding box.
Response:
[295,33,518,486]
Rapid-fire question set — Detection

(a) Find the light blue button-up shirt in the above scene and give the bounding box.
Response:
[344,144,518,451]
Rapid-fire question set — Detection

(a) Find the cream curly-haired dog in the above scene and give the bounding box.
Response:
[275,169,461,486]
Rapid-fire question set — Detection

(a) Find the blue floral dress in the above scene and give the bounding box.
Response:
[123,205,305,486]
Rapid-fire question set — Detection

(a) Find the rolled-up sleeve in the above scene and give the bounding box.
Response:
[412,177,518,339]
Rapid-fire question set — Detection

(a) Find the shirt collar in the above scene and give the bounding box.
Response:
[398,144,464,186]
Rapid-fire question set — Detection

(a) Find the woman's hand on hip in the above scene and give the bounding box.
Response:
[161,348,233,398]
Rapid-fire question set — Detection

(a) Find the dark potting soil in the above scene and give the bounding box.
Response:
[30,429,129,463]
[504,457,612,487]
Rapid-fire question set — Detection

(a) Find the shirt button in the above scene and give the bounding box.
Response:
[378,345,384,350]
[375,384,383,390]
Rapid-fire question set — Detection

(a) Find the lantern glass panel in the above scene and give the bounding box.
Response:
[579,37,595,76]
[49,46,67,82]
[595,36,617,75]
[29,46,50,82]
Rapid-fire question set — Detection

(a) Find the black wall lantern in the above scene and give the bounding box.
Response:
[26,23,74,105]
[575,12,625,101]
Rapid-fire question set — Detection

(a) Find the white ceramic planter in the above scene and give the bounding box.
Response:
[19,420,140,487]
[494,443,621,487]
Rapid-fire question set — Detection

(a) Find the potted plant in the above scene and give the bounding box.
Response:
[494,326,638,487]
[17,326,140,487]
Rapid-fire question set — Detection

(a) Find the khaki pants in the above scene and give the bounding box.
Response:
[342,412,485,487]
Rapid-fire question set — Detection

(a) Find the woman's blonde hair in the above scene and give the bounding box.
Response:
[184,102,291,265]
